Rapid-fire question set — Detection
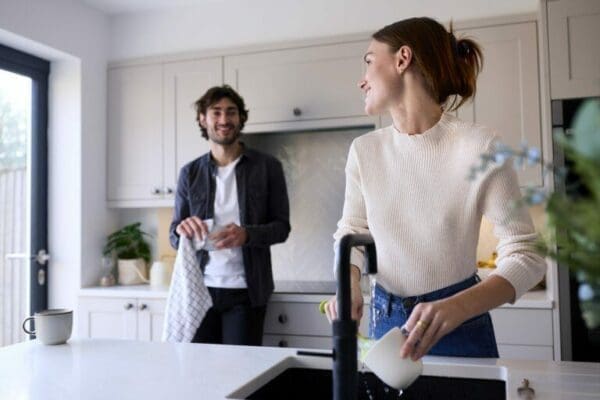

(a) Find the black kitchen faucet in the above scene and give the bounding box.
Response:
[333,234,378,400]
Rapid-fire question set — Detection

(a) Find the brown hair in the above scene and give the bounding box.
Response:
[372,17,483,111]
[194,85,249,139]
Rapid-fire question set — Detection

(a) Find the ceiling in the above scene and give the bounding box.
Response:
[79,0,223,14]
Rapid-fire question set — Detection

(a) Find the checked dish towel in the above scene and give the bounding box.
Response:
[162,236,212,342]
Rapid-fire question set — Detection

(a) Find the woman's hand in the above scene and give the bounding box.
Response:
[400,297,469,360]
[324,265,363,323]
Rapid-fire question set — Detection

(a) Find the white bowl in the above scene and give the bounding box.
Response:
[362,327,423,390]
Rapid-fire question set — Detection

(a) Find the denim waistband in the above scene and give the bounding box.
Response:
[374,273,480,311]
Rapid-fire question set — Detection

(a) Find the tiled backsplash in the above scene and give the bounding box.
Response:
[156,129,546,282]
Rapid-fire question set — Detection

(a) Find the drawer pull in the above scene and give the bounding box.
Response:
[278,340,288,347]
[139,304,147,311]
[124,303,134,310]
[293,107,302,117]
[278,314,288,324]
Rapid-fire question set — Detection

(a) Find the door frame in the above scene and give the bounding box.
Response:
[0,43,50,314]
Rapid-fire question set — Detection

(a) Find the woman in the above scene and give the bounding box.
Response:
[324,17,546,360]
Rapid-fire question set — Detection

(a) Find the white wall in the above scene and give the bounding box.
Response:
[109,0,538,60]
[0,0,116,325]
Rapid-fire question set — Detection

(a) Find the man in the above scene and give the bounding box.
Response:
[169,85,290,345]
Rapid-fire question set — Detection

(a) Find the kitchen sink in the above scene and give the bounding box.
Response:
[227,355,506,400]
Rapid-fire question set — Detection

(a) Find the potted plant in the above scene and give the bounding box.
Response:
[103,222,152,285]
[471,99,600,330]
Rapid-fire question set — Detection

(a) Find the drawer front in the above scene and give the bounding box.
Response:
[498,344,554,361]
[264,302,331,336]
[490,308,553,346]
[263,334,331,350]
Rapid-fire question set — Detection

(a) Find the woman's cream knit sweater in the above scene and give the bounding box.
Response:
[334,113,546,300]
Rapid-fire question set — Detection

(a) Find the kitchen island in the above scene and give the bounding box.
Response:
[0,339,598,399]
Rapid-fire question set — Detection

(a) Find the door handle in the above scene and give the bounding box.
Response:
[5,249,50,266]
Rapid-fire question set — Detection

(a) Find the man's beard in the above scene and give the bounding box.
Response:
[208,126,241,145]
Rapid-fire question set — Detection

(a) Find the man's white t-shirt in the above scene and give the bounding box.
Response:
[203,156,247,288]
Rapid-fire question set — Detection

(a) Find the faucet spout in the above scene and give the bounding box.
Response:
[333,234,377,400]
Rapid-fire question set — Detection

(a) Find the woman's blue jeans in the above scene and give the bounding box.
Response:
[370,274,499,357]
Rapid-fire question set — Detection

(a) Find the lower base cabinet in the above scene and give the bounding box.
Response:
[263,300,554,360]
[78,297,165,342]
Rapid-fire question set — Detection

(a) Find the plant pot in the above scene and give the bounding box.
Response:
[117,258,148,285]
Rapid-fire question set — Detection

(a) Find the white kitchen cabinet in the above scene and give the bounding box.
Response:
[545,0,600,99]
[163,58,222,175]
[380,21,543,187]
[263,299,369,349]
[490,308,554,360]
[107,57,222,207]
[224,40,377,133]
[456,22,543,187]
[78,296,165,342]
[107,64,165,205]
[264,297,554,360]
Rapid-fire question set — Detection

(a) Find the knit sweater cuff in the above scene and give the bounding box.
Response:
[491,257,547,301]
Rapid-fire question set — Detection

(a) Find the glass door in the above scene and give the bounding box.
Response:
[0,44,49,346]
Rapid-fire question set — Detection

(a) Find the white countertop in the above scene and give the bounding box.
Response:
[79,283,553,309]
[1,339,598,399]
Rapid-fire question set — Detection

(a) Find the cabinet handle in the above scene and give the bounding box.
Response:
[517,378,535,399]
[293,107,302,117]
[278,340,288,347]
[151,187,161,195]
[139,304,147,311]
[124,303,134,310]
[277,314,288,324]
[164,187,173,195]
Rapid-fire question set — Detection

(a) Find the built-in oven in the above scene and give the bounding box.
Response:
[551,98,600,362]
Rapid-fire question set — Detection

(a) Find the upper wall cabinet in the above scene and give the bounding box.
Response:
[107,58,222,207]
[107,64,165,205]
[163,58,222,177]
[545,0,600,99]
[456,22,543,187]
[224,41,377,133]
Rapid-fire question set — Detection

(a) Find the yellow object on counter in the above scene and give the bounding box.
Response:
[477,252,497,269]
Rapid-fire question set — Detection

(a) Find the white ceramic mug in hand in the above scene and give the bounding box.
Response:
[22,309,73,345]
[362,326,423,390]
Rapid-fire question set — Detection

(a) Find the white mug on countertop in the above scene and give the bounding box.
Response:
[22,309,73,345]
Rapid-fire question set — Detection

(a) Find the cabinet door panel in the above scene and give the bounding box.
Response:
[456,22,542,187]
[224,41,368,127]
[78,297,137,340]
[547,0,600,98]
[490,308,553,346]
[107,65,164,201]
[137,299,166,342]
[163,58,222,185]
[264,302,331,336]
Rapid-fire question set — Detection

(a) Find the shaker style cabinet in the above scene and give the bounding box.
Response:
[544,0,600,99]
[78,296,166,342]
[224,40,377,133]
[263,298,554,360]
[262,299,370,349]
[455,22,543,188]
[107,64,165,205]
[379,20,543,188]
[107,57,222,207]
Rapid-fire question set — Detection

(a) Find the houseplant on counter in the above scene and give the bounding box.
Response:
[103,222,152,285]
[471,99,600,331]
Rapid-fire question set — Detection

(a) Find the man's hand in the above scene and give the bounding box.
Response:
[210,223,248,249]
[176,216,209,240]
